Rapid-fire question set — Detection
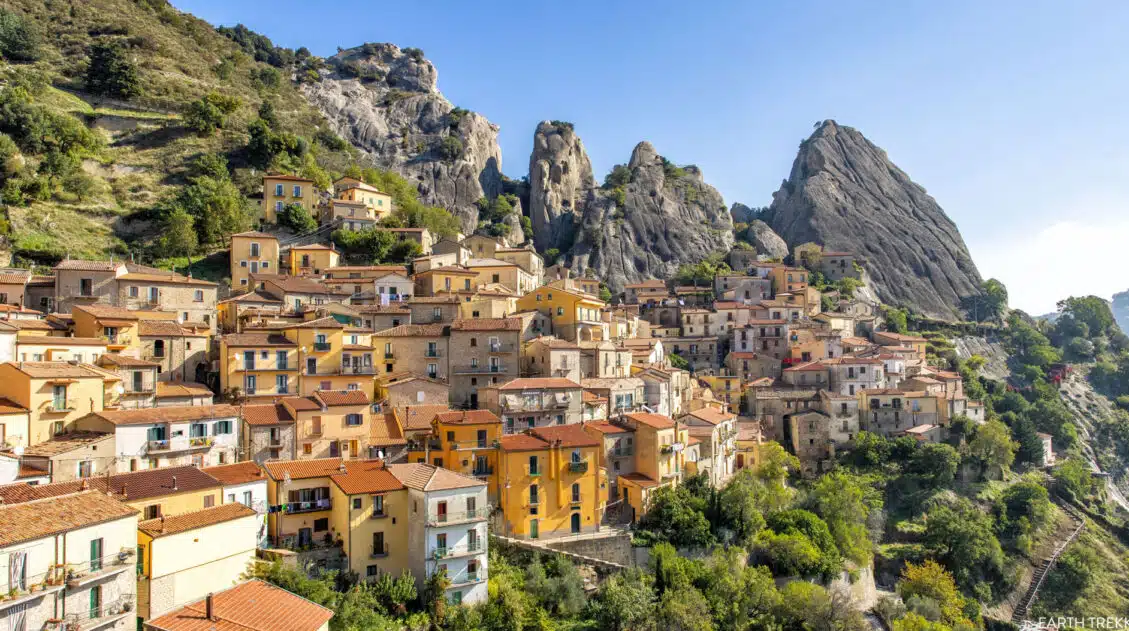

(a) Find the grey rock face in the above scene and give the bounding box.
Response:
[765,120,982,319]
[1113,290,1129,333]
[730,202,758,224]
[301,44,503,232]
[566,140,734,292]
[528,122,596,250]
[743,220,788,259]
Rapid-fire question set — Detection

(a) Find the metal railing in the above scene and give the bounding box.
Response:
[427,507,490,525]
[285,499,332,514]
[64,549,136,586]
[370,544,389,558]
[453,364,507,374]
[45,399,79,413]
[432,541,483,559]
[64,593,135,623]
[313,342,332,352]
[568,460,589,473]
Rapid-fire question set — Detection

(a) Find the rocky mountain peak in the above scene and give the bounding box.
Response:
[528,121,596,250]
[764,120,982,319]
[628,141,660,169]
[302,44,502,232]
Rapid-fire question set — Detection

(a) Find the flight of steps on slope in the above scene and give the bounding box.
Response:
[1011,506,1085,624]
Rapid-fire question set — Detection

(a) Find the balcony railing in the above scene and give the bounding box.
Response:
[44,399,79,413]
[426,506,490,526]
[384,351,395,359]
[285,500,331,514]
[568,460,589,473]
[453,364,507,374]
[60,593,135,625]
[612,448,634,457]
[370,544,389,558]
[450,440,496,451]
[146,436,213,453]
[526,466,541,477]
[425,349,442,358]
[369,511,387,520]
[313,342,332,352]
[64,549,136,588]
[342,366,376,375]
[432,541,483,560]
[487,342,515,353]
[471,466,494,479]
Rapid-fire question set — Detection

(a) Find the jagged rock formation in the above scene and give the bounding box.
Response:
[301,44,503,232]
[764,120,982,319]
[566,141,734,292]
[1113,290,1129,333]
[729,202,758,225]
[528,122,596,250]
[742,220,789,260]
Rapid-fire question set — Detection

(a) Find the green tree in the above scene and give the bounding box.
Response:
[85,40,141,99]
[370,569,416,615]
[438,135,463,161]
[994,480,1050,543]
[1034,543,1099,613]
[893,612,952,631]
[599,283,613,302]
[603,164,632,188]
[667,352,689,370]
[423,565,451,624]
[387,239,423,263]
[764,509,843,578]
[897,560,973,629]
[165,176,252,247]
[808,471,881,564]
[922,500,1007,597]
[158,207,198,257]
[1057,295,1116,337]
[185,92,242,135]
[885,307,909,333]
[588,568,656,631]
[278,202,317,233]
[967,420,1017,480]
[637,485,714,548]
[908,443,960,488]
[332,228,396,264]
[1009,414,1045,467]
[716,469,768,545]
[659,588,714,631]
[0,8,41,61]
[1052,457,1096,500]
[752,530,825,577]
[698,549,780,630]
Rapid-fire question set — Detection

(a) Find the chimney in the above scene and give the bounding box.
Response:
[206,593,215,621]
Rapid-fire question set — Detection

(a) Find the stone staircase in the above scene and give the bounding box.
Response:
[1011,506,1085,624]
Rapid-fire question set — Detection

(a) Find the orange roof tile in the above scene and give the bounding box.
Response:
[450,318,521,331]
[314,390,370,406]
[370,413,406,446]
[139,503,256,538]
[241,403,295,426]
[396,405,451,431]
[202,462,267,486]
[498,377,581,390]
[618,472,660,488]
[330,460,404,495]
[0,465,220,504]
[434,410,500,425]
[623,412,675,429]
[387,463,484,491]
[146,579,333,631]
[263,458,345,481]
[85,404,239,426]
[682,407,736,426]
[584,421,631,434]
[0,491,137,546]
[530,423,600,448]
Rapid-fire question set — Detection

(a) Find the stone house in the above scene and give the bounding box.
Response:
[371,323,450,381]
[448,318,523,408]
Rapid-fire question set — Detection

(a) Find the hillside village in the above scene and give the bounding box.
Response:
[0,170,1038,630]
[0,2,1128,630]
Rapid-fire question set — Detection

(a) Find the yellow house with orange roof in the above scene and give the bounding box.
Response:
[334,177,393,216]
[515,284,607,343]
[288,244,341,276]
[263,174,316,224]
[230,231,280,291]
[0,361,113,445]
[413,266,479,297]
[405,409,502,501]
[71,304,144,355]
[284,390,378,460]
[496,424,606,539]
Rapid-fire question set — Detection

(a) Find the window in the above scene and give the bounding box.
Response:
[129,286,139,298]
[346,414,363,426]
[372,494,385,516]
[306,357,317,374]
[214,420,232,434]
[274,183,284,196]
[373,531,386,555]
[194,290,204,302]
[313,518,328,532]
[367,565,378,577]
[204,495,215,508]
[293,185,302,197]
[80,278,93,296]
[276,374,289,394]
[353,498,362,510]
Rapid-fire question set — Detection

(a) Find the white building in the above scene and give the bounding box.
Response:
[679,407,738,487]
[202,462,270,547]
[824,357,886,396]
[389,463,489,605]
[74,405,242,471]
[0,490,138,631]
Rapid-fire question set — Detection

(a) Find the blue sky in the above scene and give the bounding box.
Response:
[177,0,1129,315]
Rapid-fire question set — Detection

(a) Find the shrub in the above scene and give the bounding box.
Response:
[278,203,317,233]
[437,135,463,162]
[402,47,425,61]
[603,164,632,188]
[252,66,281,89]
[0,8,42,61]
[185,92,242,136]
[314,128,349,152]
[85,40,141,99]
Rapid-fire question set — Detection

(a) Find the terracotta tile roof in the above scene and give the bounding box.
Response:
[72,304,140,320]
[387,462,484,491]
[263,458,346,481]
[370,412,406,446]
[407,295,462,304]
[146,579,333,631]
[156,382,213,398]
[0,397,28,414]
[219,290,284,305]
[139,502,256,538]
[10,319,67,331]
[290,245,335,254]
[682,407,737,426]
[329,265,409,273]
[747,318,788,325]
[618,472,660,488]
[119,272,216,286]
[241,403,295,426]
[331,460,405,495]
[530,423,600,448]
[281,396,322,412]
[0,465,220,504]
[372,323,448,337]
[54,259,124,272]
[342,344,371,351]
[498,433,548,452]
[314,389,370,407]
[264,276,343,295]
[284,316,346,330]
[417,265,477,275]
[0,491,137,546]
[450,318,521,331]
[498,377,581,390]
[784,361,828,372]
[97,354,159,368]
[202,462,267,486]
[623,412,675,429]
[20,431,111,456]
[5,361,107,379]
[584,421,631,434]
[140,320,205,337]
[0,272,29,284]
[396,405,451,431]
[581,391,606,404]
[222,332,296,347]
[355,303,411,314]
[624,280,666,289]
[378,372,447,387]
[86,404,239,426]
[434,410,500,425]
[232,231,278,239]
[821,357,884,365]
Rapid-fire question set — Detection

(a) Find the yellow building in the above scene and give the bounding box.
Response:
[515,284,606,343]
[263,458,347,549]
[288,244,341,276]
[413,266,478,297]
[496,424,606,539]
[15,335,107,364]
[0,463,224,518]
[326,460,410,579]
[768,266,809,294]
[219,331,299,400]
[406,409,501,500]
[698,374,742,412]
[613,412,690,520]
[136,502,259,620]
[281,316,360,394]
[263,174,316,224]
[0,361,113,445]
[334,177,393,216]
[286,389,377,460]
[71,304,144,355]
[230,231,281,291]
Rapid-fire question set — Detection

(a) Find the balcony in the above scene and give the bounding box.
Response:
[304,426,324,438]
[55,593,135,629]
[370,544,389,558]
[450,439,496,451]
[568,460,589,474]
[471,466,494,479]
[660,445,674,455]
[453,364,507,375]
[425,349,442,358]
[427,506,490,526]
[383,351,395,359]
[64,549,135,589]
[342,366,376,375]
[450,569,487,587]
[269,437,283,448]
[432,541,483,560]
[43,399,79,413]
[146,436,213,454]
[285,499,331,514]
[612,448,633,458]
[313,342,332,352]
[487,342,515,353]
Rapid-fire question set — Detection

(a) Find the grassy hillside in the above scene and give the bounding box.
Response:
[0,0,356,267]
